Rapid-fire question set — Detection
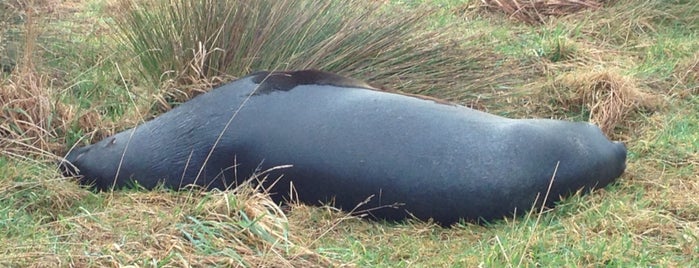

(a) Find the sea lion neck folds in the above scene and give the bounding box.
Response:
[61,69,627,226]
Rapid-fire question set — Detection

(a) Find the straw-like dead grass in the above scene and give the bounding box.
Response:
[0,1,74,159]
[550,68,663,137]
[571,0,699,48]
[0,162,340,266]
[480,0,602,24]
[673,52,699,97]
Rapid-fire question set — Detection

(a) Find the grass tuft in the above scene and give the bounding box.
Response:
[550,68,663,136]
[111,0,506,108]
[0,161,342,266]
[172,181,337,267]
[673,52,699,97]
[0,158,87,222]
[0,1,74,160]
[480,0,602,24]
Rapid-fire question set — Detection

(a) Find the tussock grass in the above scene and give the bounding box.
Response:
[0,0,73,159]
[550,68,663,136]
[113,0,506,108]
[482,0,697,129]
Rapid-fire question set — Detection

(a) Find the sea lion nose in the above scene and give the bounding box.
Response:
[59,145,90,177]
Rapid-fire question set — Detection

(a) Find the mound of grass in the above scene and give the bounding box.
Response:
[550,68,663,136]
[0,159,340,266]
[0,1,73,159]
[112,0,505,107]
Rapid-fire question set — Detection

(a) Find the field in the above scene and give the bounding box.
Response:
[1,0,698,266]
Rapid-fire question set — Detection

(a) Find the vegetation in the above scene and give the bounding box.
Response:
[113,0,506,108]
[1,0,697,266]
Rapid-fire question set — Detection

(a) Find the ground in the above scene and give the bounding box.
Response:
[1,0,697,267]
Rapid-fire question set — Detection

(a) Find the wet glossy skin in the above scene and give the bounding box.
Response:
[61,70,627,225]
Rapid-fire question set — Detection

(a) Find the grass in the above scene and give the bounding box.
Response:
[113,0,507,109]
[1,0,699,266]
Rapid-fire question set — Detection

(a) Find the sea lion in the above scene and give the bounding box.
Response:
[60,69,627,225]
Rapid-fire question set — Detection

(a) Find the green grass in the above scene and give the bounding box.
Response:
[112,0,503,104]
[2,0,699,266]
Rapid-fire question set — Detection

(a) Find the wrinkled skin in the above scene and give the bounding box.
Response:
[60,70,627,225]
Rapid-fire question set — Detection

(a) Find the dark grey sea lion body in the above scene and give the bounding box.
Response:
[61,70,627,225]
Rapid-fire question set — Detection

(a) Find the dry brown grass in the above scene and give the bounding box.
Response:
[480,0,602,24]
[0,1,73,160]
[549,68,663,137]
[0,163,341,267]
[673,52,699,97]
[1,0,144,158]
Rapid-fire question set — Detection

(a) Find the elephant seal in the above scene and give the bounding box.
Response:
[60,69,627,225]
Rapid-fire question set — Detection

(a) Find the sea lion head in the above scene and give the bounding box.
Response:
[58,135,129,190]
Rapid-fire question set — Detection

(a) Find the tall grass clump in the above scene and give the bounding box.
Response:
[1,2,14,73]
[112,0,504,106]
[170,183,339,267]
[550,68,663,137]
[0,1,73,160]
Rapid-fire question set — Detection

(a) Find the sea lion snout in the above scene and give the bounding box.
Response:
[59,145,90,178]
[57,158,80,178]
